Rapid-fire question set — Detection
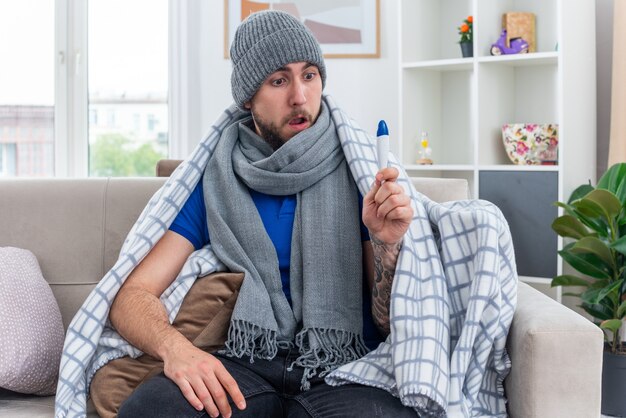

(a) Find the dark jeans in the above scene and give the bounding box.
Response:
[118,348,417,417]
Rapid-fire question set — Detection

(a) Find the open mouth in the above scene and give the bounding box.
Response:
[287,115,310,132]
[289,116,308,126]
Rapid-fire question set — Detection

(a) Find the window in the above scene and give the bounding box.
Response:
[0,0,55,177]
[88,0,169,177]
[0,0,172,177]
[0,144,17,176]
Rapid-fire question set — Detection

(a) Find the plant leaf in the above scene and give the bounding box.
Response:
[554,201,577,217]
[581,303,613,320]
[591,280,609,289]
[567,183,594,204]
[572,236,615,268]
[562,292,583,297]
[597,279,624,304]
[581,288,602,305]
[617,300,626,318]
[555,201,608,236]
[572,190,622,229]
[572,207,610,237]
[616,180,626,208]
[598,289,616,313]
[598,163,626,198]
[552,216,590,239]
[572,198,605,219]
[585,189,623,219]
[610,235,626,257]
[601,319,623,334]
[559,244,612,279]
[551,274,590,287]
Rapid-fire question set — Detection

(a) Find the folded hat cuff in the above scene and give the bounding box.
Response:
[231,27,326,109]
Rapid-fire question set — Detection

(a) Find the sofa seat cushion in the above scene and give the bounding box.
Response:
[0,388,99,417]
[0,247,65,395]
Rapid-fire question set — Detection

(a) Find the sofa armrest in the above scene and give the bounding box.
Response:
[505,282,604,418]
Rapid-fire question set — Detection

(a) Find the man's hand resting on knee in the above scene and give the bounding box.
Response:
[110,231,246,418]
[160,337,246,417]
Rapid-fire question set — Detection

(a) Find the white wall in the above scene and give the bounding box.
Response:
[181,0,400,155]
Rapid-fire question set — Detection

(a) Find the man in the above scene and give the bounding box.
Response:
[111,10,415,418]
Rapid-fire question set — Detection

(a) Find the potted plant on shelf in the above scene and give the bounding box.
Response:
[458,15,473,58]
[551,162,626,416]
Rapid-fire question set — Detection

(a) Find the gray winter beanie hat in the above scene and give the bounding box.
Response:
[230,10,326,109]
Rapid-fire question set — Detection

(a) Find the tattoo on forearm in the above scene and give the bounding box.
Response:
[370,235,402,336]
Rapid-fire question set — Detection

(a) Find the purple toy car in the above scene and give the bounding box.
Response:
[490,29,529,55]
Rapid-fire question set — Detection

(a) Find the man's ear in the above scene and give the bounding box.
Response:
[243,101,251,110]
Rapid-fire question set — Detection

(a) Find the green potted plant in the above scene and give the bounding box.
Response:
[551,162,626,416]
[457,15,473,58]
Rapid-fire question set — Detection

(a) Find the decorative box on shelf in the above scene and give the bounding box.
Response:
[502,12,536,53]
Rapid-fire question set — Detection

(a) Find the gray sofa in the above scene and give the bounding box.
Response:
[0,177,603,417]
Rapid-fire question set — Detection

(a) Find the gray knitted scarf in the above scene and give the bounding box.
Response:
[203,102,368,387]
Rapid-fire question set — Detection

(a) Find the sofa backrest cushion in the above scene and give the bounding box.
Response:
[0,176,468,330]
[410,177,470,202]
[0,178,166,329]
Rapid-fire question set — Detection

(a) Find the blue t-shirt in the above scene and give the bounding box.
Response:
[170,180,383,350]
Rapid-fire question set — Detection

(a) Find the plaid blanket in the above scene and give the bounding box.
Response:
[55,95,516,417]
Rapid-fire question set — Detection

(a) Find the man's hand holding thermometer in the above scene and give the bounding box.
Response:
[361,120,414,245]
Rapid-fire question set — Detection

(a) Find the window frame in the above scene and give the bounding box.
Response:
[54,0,181,177]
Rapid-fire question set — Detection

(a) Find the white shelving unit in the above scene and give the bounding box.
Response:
[397,0,597,301]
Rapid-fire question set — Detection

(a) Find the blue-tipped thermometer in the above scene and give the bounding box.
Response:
[377,120,389,170]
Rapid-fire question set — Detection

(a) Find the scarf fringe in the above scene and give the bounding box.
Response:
[220,322,368,391]
[219,319,278,362]
[290,327,369,390]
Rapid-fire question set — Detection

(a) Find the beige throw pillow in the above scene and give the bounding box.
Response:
[90,271,244,418]
[0,247,65,395]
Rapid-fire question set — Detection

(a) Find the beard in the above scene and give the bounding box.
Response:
[250,108,314,151]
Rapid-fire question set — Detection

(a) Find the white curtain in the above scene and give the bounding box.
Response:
[609,0,626,166]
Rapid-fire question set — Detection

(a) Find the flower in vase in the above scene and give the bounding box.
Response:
[458,16,473,43]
